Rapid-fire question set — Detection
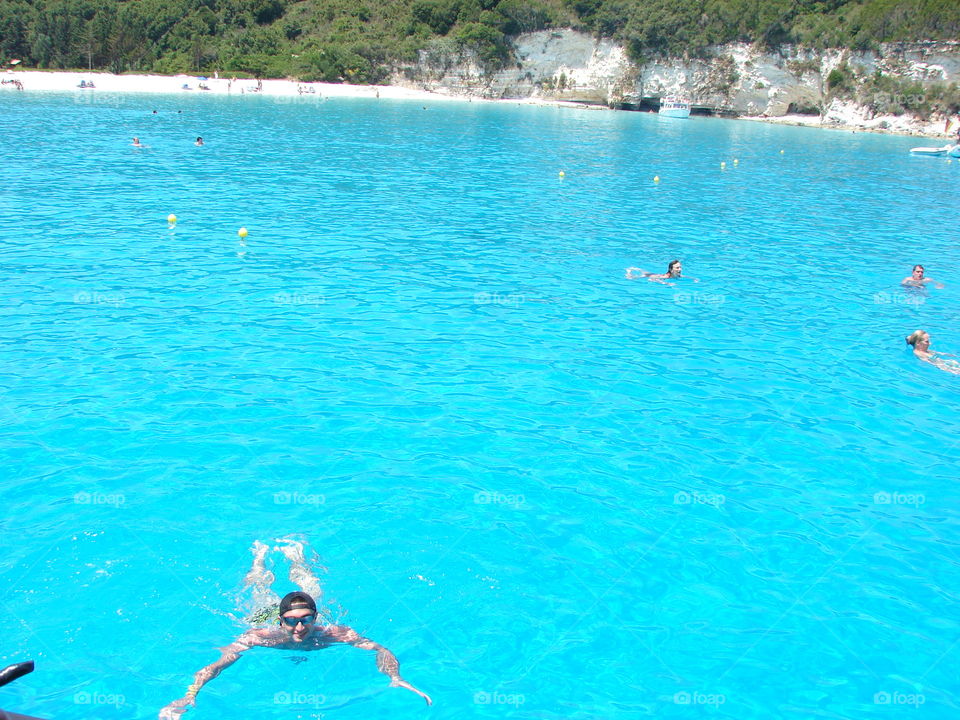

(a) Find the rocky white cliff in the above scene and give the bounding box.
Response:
[396,31,960,136]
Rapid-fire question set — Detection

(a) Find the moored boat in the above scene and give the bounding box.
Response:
[659,96,691,118]
[910,144,955,156]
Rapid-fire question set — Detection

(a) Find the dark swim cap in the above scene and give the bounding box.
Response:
[278,591,317,618]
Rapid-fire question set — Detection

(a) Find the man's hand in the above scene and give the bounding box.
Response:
[391,677,433,705]
[159,696,195,719]
[329,624,432,706]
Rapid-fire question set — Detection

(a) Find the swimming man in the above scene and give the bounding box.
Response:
[902,265,944,289]
[158,541,431,718]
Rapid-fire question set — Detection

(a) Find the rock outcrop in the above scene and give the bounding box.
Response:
[395,31,960,136]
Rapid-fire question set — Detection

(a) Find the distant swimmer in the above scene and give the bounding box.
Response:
[158,539,431,719]
[132,137,144,148]
[195,137,204,146]
[906,330,960,375]
[902,264,943,289]
[625,259,699,285]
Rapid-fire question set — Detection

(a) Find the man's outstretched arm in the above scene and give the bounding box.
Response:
[328,625,432,705]
[158,635,256,718]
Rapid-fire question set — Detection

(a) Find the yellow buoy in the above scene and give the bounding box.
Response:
[167,214,177,224]
[733,158,739,165]
[559,170,565,178]
[653,175,660,183]
[721,162,726,169]
[238,227,248,238]
[780,149,785,154]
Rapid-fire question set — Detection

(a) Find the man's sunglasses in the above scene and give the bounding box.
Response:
[281,614,316,627]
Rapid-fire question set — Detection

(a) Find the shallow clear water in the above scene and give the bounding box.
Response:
[1,91,959,719]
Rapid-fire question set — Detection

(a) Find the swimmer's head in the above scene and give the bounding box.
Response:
[912,265,924,278]
[667,259,682,276]
[279,591,316,616]
[279,591,318,641]
[906,330,930,348]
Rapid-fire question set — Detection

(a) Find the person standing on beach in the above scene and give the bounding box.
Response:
[158,540,431,718]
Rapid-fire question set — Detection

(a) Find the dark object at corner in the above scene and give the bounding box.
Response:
[0,661,48,720]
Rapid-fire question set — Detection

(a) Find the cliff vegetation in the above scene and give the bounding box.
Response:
[1,0,958,83]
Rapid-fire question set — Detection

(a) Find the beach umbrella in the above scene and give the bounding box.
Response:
[10,59,21,65]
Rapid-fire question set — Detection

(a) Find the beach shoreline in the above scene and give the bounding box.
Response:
[1,69,457,102]
[2,69,955,140]
[739,107,957,140]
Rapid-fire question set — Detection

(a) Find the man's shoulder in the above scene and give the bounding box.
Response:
[319,624,357,641]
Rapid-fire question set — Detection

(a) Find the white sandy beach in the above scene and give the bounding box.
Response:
[0,69,618,108]
[3,69,956,139]
[1,69,458,101]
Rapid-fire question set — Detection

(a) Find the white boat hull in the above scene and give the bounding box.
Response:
[659,96,691,118]
[910,144,954,156]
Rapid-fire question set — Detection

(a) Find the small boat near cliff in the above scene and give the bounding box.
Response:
[659,96,691,118]
[910,144,960,157]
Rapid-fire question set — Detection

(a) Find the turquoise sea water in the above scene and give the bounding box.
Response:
[1,91,959,719]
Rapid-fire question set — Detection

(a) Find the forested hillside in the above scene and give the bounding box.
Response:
[1,0,958,83]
